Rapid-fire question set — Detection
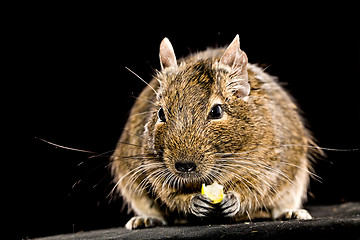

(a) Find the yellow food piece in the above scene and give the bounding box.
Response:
[201,182,224,204]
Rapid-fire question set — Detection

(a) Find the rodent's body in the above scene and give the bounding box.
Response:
[111,36,316,229]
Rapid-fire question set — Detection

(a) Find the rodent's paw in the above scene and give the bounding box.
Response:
[190,193,216,217]
[190,192,240,218]
[125,216,166,230]
[276,209,312,220]
[218,191,240,217]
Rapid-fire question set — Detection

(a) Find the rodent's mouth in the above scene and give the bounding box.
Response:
[170,171,213,192]
[175,171,199,179]
[173,179,204,193]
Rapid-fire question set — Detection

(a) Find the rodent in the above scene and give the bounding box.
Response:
[111,35,320,229]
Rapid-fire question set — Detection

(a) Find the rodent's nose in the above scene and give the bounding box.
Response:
[175,162,197,173]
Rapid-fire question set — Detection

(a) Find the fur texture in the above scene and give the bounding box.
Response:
[111,35,317,229]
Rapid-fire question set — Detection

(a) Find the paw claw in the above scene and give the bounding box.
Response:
[190,193,215,217]
[219,192,240,217]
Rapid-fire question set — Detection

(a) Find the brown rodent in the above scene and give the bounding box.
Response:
[111,35,320,229]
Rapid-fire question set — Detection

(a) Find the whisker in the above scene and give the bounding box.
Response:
[88,150,115,159]
[211,165,259,197]
[222,156,296,187]
[149,168,169,195]
[214,157,296,203]
[208,166,236,190]
[133,167,163,196]
[212,165,262,209]
[125,66,158,95]
[130,95,158,106]
[154,170,172,201]
[116,141,163,153]
[118,154,160,161]
[162,171,174,195]
[282,162,322,182]
[225,165,272,207]
[215,143,358,157]
[109,162,162,198]
[218,164,266,196]
[127,162,164,194]
[35,137,96,154]
[128,110,157,120]
[245,210,252,222]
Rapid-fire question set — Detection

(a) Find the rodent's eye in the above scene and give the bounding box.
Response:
[157,107,166,122]
[208,104,223,120]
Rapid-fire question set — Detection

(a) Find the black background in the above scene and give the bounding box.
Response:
[9,3,359,239]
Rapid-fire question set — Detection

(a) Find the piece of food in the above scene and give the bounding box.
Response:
[201,182,224,204]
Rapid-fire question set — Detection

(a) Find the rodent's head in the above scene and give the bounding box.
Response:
[143,35,255,191]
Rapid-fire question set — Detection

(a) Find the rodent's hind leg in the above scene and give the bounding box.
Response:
[274,209,312,220]
[125,216,167,230]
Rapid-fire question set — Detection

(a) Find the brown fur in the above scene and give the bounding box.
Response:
[111,35,319,229]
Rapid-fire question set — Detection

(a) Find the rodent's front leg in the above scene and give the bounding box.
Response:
[190,191,240,217]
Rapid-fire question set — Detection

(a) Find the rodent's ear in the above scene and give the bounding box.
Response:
[159,37,178,70]
[220,35,250,98]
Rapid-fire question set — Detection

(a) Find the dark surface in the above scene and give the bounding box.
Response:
[38,202,360,240]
